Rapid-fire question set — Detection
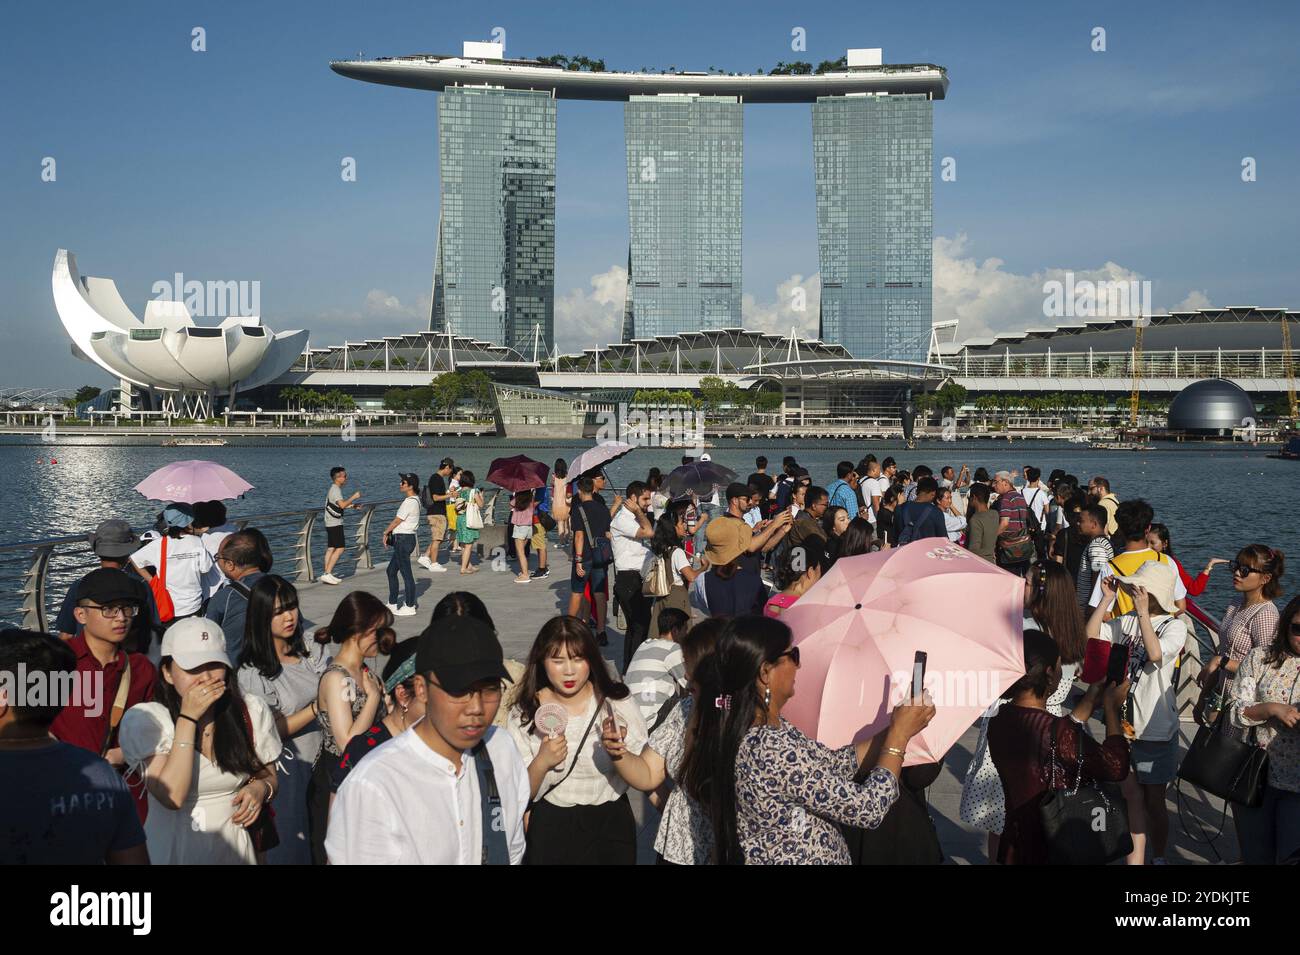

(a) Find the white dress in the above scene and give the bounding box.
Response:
[121,696,282,865]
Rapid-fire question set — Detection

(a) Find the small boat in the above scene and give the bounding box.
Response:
[162,438,228,447]
[1267,435,1300,460]
[1088,441,1149,451]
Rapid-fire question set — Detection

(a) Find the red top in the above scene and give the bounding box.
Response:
[986,704,1130,865]
[50,634,157,820]
[1171,556,1210,597]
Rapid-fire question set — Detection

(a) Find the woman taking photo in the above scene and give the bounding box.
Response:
[602,618,724,864]
[986,629,1131,865]
[647,502,700,636]
[505,616,647,865]
[679,615,935,864]
[120,617,281,864]
[314,592,390,797]
[1228,594,1300,864]
[821,506,850,564]
[454,470,484,574]
[328,637,427,793]
[1199,544,1284,696]
[380,473,421,616]
[237,575,330,865]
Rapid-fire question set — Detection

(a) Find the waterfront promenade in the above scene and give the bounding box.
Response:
[293,542,1238,866]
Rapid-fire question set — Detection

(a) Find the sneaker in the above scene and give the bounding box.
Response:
[320,573,341,585]
[429,562,448,573]
[394,604,418,617]
[531,568,550,580]
[417,556,434,570]
[385,602,401,616]
[514,575,531,584]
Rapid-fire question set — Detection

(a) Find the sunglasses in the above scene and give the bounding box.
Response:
[1228,560,1268,578]
[776,647,801,667]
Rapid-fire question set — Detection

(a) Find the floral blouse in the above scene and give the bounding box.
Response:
[735,718,898,865]
[1229,647,1300,793]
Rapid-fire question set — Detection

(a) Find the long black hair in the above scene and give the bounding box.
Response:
[239,574,308,680]
[839,517,875,559]
[156,658,268,778]
[431,591,496,632]
[679,615,793,865]
[651,501,690,559]
[1264,594,1300,668]
[512,616,629,733]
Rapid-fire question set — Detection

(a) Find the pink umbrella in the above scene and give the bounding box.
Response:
[781,540,1026,765]
[134,459,254,503]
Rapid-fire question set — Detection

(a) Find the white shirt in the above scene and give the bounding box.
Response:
[394,496,421,534]
[130,533,213,616]
[743,506,762,527]
[506,694,647,808]
[610,506,651,572]
[643,546,691,587]
[199,525,236,595]
[325,725,528,865]
[862,477,889,521]
[1088,549,1188,607]
[943,511,967,542]
[1019,483,1050,528]
[1099,613,1189,741]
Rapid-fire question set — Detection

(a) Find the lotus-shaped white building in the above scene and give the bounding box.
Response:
[53,249,308,411]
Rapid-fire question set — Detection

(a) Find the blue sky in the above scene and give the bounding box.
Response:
[3,0,1298,388]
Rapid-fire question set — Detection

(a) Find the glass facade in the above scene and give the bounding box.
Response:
[623,95,742,341]
[431,87,556,355]
[813,93,932,363]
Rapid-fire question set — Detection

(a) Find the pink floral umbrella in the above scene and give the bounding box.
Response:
[134,459,254,503]
[780,540,1026,765]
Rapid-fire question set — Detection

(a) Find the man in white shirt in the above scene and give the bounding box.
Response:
[1085,561,1188,867]
[1019,466,1050,530]
[326,616,527,865]
[860,459,888,525]
[610,481,655,670]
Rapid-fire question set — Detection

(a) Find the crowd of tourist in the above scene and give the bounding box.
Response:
[2,449,1297,867]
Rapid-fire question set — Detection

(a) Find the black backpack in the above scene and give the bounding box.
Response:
[1023,489,1051,562]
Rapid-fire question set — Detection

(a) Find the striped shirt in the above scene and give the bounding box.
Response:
[994,489,1029,541]
[1076,536,1115,608]
[624,639,686,727]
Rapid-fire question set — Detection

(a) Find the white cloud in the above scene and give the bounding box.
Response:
[742,274,821,338]
[554,265,627,351]
[933,233,1164,339]
[1173,289,1211,311]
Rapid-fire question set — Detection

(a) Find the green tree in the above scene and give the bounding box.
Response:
[74,385,102,405]
[430,372,466,415]
[933,382,968,414]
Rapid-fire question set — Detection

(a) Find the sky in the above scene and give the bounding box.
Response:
[2,0,1298,389]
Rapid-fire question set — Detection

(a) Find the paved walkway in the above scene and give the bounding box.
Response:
[295,544,1238,866]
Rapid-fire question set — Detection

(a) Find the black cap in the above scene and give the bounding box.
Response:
[726,482,752,501]
[78,568,143,606]
[415,616,512,696]
[439,457,455,469]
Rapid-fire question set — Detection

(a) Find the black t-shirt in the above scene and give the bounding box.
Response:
[425,473,447,514]
[747,471,775,502]
[575,498,611,543]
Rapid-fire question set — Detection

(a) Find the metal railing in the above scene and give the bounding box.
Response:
[0,490,526,634]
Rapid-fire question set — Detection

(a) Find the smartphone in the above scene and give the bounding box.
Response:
[911,650,928,702]
[1106,642,1130,685]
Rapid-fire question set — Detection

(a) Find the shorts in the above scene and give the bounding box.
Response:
[531,523,547,551]
[570,559,608,594]
[427,513,448,543]
[1130,735,1181,785]
[325,525,345,549]
[512,524,532,541]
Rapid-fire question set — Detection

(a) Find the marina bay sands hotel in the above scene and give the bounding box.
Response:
[330,43,948,365]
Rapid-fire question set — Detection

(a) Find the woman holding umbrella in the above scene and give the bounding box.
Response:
[131,504,214,624]
[679,615,935,864]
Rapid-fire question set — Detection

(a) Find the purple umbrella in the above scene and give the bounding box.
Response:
[135,459,254,503]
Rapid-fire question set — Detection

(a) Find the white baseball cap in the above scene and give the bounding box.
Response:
[161,617,232,670]
[700,452,711,462]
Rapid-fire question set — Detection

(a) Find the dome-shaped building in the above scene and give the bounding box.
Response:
[1167,378,1256,436]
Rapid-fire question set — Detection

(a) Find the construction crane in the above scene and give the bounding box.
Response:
[1282,314,1298,423]
[1129,319,1145,429]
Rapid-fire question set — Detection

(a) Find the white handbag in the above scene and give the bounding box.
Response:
[464,491,484,530]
